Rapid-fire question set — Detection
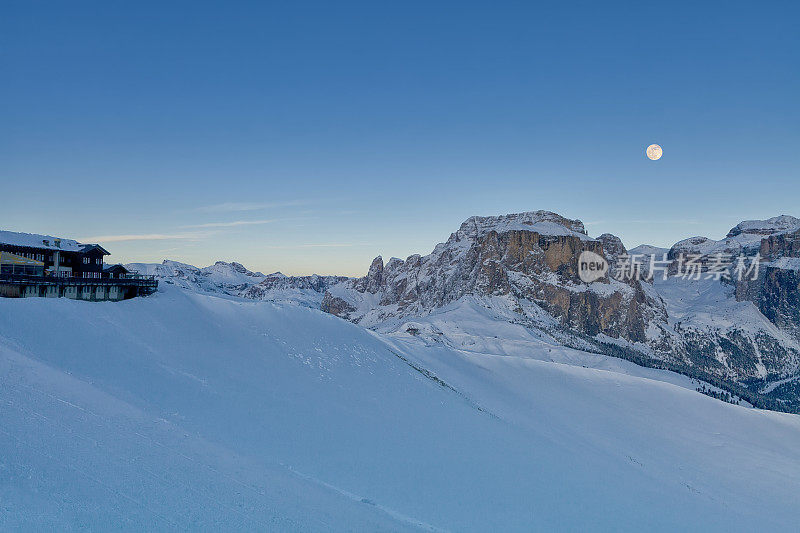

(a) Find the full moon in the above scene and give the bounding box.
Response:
[646,144,663,160]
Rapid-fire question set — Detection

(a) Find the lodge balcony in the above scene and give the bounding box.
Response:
[0,272,158,300]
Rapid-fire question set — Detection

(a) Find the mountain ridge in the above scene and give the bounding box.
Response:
[126,210,800,412]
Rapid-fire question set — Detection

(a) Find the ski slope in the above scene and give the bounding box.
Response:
[1,286,799,531]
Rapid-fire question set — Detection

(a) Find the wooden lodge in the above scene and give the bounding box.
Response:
[0,230,157,301]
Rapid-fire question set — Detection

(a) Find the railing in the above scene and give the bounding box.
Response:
[0,273,158,287]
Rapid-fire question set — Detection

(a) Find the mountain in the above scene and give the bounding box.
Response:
[3,285,800,530]
[127,260,349,307]
[242,272,350,307]
[123,211,800,413]
[668,215,800,259]
[321,212,666,342]
[126,260,267,295]
[628,244,670,257]
[319,211,800,412]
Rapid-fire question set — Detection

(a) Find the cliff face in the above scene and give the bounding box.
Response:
[757,266,800,334]
[732,224,800,339]
[322,211,668,345]
[759,228,800,261]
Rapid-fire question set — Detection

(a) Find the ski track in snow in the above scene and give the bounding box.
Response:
[282,464,446,533]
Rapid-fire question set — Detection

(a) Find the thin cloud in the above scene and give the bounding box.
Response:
[182,219,276,229]
[197,200,312,213]
[262,243,372,249]
[299,243,363,248]
[623,219,701,225]
[79,232,211,243]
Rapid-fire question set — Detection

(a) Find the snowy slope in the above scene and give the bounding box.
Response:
[2,286,800,530]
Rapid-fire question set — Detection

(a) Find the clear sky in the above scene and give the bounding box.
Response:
[2,1,798,275]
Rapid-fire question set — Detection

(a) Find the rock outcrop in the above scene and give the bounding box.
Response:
[322,211,668,345]
[727,219,800,340]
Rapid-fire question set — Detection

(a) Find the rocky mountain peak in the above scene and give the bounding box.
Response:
[450,211,590,244]
[596,233,627,270]
[354,256,384,294]
[727,215,800,239]
[321,210,664,346]
[211,261,264,277]
[668,215,800,262]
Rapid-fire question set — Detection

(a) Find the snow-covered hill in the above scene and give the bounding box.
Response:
[2,285,800,530]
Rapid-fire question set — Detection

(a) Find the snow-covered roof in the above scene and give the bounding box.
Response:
[0,230,84,252]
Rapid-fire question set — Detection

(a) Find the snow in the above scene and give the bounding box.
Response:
[459,211,593,241]
[126,260,266,295]
[653,276,786,337]
[670,215,800,258]
[670,234,761,256]
[769,257,800,271]
[243,273,349,308]
[728,215,800,236]
[2,285,800,530]
[649,276,800,379]
[0,230,83,252]
[628,244,669,257]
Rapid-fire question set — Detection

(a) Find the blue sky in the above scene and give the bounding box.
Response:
[2,1,798,275]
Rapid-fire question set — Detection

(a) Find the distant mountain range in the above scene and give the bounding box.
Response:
[129,211,800,412]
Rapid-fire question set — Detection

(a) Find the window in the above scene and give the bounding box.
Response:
[83,257,90,264]
[96,258,101,265]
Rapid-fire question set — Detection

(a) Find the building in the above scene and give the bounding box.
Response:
[103,264,130,279]
[0,230,157,300]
